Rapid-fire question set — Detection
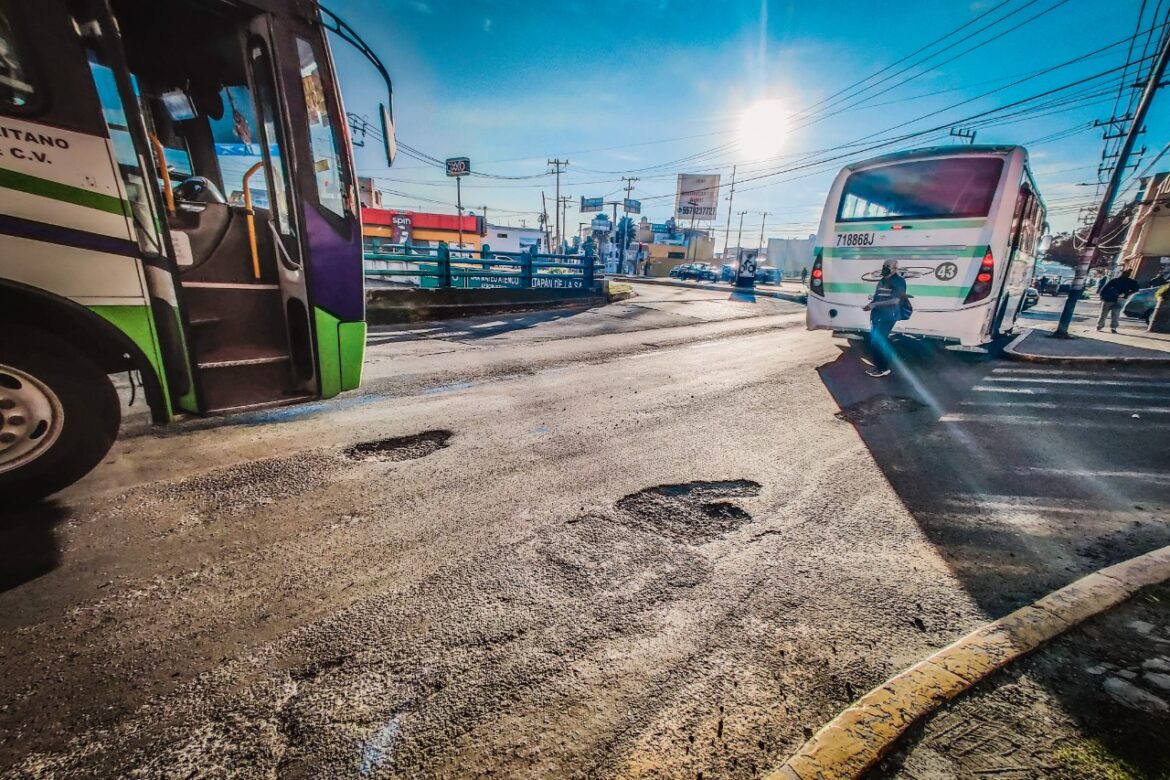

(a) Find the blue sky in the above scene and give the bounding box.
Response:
[327,0,1170,241]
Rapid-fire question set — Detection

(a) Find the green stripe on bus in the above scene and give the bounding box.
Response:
[835,218,986,231]
[823,282,970,297]
[338,321,366,391]
[0,166,131,217]
[824,245,985,258]
[89,304,174,419]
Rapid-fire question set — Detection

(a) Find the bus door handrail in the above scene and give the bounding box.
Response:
[146,133,176,216]
[241,161,265,280]
[268,220,301,272]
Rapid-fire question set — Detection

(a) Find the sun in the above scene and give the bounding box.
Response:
[738,99,789,160]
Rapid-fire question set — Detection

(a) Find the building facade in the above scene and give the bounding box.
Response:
[1120,173,1170,283]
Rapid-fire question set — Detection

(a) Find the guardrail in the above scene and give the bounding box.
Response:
[363,241,605,291]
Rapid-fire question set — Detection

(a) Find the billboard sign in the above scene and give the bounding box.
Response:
[581,196,604,212]
[674,173,720,221]
[624,198,641,214]
[445,157,471,177]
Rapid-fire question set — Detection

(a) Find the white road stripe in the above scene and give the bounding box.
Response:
[960,401,1170,413]
[938,413,1164,427]
[1017,467,1170,484]
[972,386,1167,400]
[985,376,1170,387]
[991,367,1162,379]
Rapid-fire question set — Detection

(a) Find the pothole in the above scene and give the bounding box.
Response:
[834,394,925,425]
[344,430,452,462]
[615,480,762,543]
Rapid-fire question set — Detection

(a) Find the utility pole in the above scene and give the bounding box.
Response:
[621,177,638,274]
[1055,26,1170,338]
[558,196,572,253]
[723,164,737,259]
[735,210,748,264]
[540,191,551,254]
[757,211,771,261]
[548,159,568,251]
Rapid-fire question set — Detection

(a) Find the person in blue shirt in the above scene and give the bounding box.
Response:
[861,259,907,378]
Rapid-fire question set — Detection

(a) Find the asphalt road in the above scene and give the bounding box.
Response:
[2,283,1168,779]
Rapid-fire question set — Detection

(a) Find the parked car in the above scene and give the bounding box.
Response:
[755,266,781,285]
[1022,287,1039,310]
[1123,287,1159,323]
[678,263,717,281]
[669,263,691,278]
[719,263,737,282]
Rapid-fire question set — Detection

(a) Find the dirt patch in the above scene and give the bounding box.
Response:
[615,480,762,543]
[835,394,925,425]
[343,430,452,462]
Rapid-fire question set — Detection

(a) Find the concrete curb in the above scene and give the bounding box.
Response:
[765,544,1170,780]
[1004,328,1170,365]
[612,275,808,305]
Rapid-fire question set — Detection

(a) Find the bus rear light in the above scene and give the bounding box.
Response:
[810,252,824,293]
[965,248,994,304]
[811,268,823,279]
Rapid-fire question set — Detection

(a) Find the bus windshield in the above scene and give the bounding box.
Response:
[837,156,1005,222]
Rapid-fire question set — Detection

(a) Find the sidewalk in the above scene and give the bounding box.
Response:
[1006,297,1170,364]
[871,582,1170,780]
[612,274,809,303]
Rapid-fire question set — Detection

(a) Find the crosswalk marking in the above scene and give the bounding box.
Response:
[972,386,1166,400]
[991,367,1159,380]
[960,401,1170,413]
[984,376,1170,387]
[939,413,1163,427]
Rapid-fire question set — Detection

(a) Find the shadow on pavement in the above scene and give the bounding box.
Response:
[0,501,66,593]
[820,336,1170,776]
[817,337,1170,616]
[367,305,596,343]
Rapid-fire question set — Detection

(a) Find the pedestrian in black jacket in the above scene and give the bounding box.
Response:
[1097,270,1140,332]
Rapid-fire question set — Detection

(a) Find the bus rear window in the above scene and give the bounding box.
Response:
[0,6,36,109]
[837,157,1005,222]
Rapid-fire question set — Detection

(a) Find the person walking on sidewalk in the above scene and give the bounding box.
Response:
[1097,269,1140,333]
[861,259,908,378]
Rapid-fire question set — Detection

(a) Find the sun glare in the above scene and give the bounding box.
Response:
[738,99,788,160]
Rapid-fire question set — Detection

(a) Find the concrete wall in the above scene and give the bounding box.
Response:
[366,285,605,324]
[766,235,817,277]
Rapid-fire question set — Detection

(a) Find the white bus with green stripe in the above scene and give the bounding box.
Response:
[1,0,396,503]
[807,145,1049,347]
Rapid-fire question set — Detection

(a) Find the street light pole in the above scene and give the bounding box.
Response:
[1055,26,1170,337]
[456,175,464,249]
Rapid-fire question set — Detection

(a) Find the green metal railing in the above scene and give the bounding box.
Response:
[363,241,604,291]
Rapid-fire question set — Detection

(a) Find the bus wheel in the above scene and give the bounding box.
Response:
[0,329,121,506]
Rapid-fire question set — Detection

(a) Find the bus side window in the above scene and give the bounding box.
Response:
[0,3,37,111]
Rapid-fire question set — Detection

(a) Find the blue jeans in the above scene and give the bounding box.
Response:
[868,316,897,371]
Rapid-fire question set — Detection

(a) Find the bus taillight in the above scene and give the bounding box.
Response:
[965,249,995,303]
[810,252,824,294]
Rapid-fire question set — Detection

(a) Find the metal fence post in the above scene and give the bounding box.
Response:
[583,244,595,289]
[522,246,535,288]
[438,241,452,288]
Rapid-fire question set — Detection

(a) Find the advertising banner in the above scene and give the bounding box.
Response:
[674,174,720,221]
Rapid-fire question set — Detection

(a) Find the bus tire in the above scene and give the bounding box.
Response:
[0,328,121,506]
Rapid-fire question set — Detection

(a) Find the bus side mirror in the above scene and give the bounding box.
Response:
[380,102,397,166]
[1038,234,1053,254]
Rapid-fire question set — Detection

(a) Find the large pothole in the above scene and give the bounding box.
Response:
[834,394,925,425]
[343,430,452,463]
[615,479,762,543]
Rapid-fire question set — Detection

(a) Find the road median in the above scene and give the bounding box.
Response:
[613,275,809,304]
[1005,327,1170,365]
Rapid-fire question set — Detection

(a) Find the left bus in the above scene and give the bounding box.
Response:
[807,145,1049,348]
[0,0,391,502]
